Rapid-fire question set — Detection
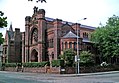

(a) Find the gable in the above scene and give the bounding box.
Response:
[61,23,75,36]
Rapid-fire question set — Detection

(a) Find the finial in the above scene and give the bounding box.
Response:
[33,6,38,14]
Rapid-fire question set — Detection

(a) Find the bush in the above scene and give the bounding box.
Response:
[60,49,75,67]
[51,59,64,67]
[80,51,95,67]
[5,63,17,67]
[80,61,94,67]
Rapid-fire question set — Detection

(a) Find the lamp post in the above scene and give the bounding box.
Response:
[76,18,87,74]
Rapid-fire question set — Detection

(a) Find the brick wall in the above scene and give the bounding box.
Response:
[23,67,46,73]
[4,65,119,74]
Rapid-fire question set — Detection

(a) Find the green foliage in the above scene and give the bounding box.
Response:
[5,61,49,67]
[51,59,64,67]
[0,11,6,45]
[0,33,4,45]
[60,49,75,67]
[0,11,7,28]
[106,15,119,27]
[80,51,95,66]
[23,61,49,67]
[91,15,119,63]
[5,63,16,67]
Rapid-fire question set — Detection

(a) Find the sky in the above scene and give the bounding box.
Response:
[0,0,119,37]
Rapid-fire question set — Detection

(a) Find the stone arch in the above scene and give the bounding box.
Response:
[31,28,38,44]
[51,52,54,59]
[31,49,38,62]
[65,42,68,49]
[69,42,72,48]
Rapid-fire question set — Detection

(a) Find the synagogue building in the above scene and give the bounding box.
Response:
[2,7,96,63]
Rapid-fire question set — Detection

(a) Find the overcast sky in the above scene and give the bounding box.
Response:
[0,0,119,37]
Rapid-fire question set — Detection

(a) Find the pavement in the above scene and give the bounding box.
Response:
[56,71,119,77]
[1,70,119,76]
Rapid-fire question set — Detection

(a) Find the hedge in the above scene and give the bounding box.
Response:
[23,61,49,67]
[4,61,50,68]
[5,63,17,67]
[51,59,64,67]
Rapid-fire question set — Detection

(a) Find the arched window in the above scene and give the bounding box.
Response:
[84,32,86,37]
[78,30,80,37]
[31,28,38,44]
[83,32,88,38]
[65,42,68,49]
[83,33,85,37]
[48,39,53,48]
[69,42,72,48]
[51,52,54,59]
[86,33,88,38]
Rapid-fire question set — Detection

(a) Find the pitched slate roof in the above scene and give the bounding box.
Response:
[80,25,95,30]
[62,31,79,38]
[45,17,54,21]
[45,17,95,30]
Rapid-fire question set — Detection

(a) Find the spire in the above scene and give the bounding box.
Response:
[8,23,14,40]
[9,23,13,32]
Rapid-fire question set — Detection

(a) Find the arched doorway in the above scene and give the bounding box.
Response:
[31,49,38,62]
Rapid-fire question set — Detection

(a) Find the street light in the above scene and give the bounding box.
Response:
[76,18,87,74]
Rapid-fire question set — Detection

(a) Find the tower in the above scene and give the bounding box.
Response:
[24,6,47,62]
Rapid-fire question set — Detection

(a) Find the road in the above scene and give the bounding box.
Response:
[0,71,119,83]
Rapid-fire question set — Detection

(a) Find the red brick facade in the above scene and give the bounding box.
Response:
[3,6,95,63]
[22,6,95,63]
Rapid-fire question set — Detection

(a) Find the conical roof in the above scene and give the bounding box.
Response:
[63,31,79,38]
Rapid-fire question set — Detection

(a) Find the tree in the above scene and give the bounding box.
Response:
[91,15,119,64]
[80,51,95,66]
[60,49,76,67]
[0,11,7,44]
[0,11,7,28]
[0,33,4,45]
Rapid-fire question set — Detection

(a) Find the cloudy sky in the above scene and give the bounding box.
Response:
[0,0,119,37]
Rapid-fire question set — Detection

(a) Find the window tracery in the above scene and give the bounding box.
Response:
[31,28,38,44]
[33,29,38,42]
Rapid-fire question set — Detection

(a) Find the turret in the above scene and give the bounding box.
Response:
[25,16,31,62]
[33,6,45,19]
[25,16,31,25]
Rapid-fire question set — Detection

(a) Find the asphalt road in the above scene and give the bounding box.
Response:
[0,71,119,83]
